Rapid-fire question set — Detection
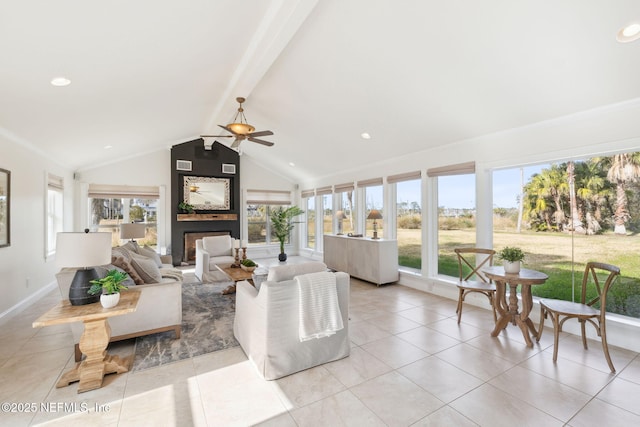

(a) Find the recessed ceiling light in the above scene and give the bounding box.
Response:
[361,132,371,140]
[289,162,295,167]
[50,77,71,87]
[104,145,113,150]
[617,23,640,43]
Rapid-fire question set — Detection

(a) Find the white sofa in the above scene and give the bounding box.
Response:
[56,249,183,361]
[233,262,350,380]
[195,235,236,280]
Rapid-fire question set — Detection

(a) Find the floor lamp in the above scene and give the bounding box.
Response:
[56,231,112,305]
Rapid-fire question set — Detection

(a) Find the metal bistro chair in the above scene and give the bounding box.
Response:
[536,262,621,372]
[454,248,497,324]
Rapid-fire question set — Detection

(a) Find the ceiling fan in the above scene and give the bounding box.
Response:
[201,97,274,149]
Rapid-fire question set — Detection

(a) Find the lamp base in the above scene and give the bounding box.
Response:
[69,268,101,306]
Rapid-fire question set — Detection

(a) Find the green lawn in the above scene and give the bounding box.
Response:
[397,228,640,318]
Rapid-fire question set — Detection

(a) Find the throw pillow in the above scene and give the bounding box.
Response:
[138,245,163,267]
[112,247,133,262]
[95,264,136,288]
[122,241,140,254]
[130,253,162,284]
[112,256,145,286]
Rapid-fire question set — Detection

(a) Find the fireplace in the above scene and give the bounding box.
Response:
[183,231,230,264]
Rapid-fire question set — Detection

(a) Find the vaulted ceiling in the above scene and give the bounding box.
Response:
[2,1,640,182]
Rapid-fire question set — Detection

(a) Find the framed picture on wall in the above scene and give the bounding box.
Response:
[0,168,9,247]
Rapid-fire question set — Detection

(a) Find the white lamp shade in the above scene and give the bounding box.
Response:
[120,223,146,240]
[55,232,112,269]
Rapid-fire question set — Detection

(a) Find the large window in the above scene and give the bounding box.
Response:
[88,185,159,248]
[335,184,355,236]
[305,196,316,248]
[493,153,640,319]
[322,194,333,235]
[431,163,476,277]
[363,182,383,238]
[392,173,421,270]
[246,189,294,247]
[46,173,64,258]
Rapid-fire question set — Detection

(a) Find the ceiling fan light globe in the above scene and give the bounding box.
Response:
[227,123,255,135]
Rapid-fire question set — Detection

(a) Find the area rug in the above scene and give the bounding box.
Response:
[131,274,239,371]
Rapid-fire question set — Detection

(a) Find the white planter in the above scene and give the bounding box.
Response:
[503,261,521,274]
[100,293,120,308]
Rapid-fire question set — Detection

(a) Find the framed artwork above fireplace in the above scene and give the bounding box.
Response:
[183,176,230,211]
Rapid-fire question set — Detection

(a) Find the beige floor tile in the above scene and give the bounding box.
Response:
[30,401,122,426]
[424,317,487,342]
[253,411,298,427]
[290,390,386,426]
[14,330,74,357]
[347,304,381,322]
[449,384,563,426]
[350,371,444,426]
[323,346,392,387]
[435,343,515,381]
[348,320,391,346]
[120,389,207,427]
[397,306,448,325]
[567,397,640,427]
[368,298,418,313]
[411,405,479,427]
[124,358,197,398]
[365,312,422,334]
[465,334,544,364]
[545,334,636,373]
[618,355,640,384]
[396,326,461,354]
[398,356,484,403]
[595,377,640,416]
[489,366,592,422]
[274,365,346,409]
[192,346,247,375]
[195,359,263,397]
[457,308,497,331]
[519,352,615,396]
[361,335,428,369]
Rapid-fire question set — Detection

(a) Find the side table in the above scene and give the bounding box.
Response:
[33,291,140,393]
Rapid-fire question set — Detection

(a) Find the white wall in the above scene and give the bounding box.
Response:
[0,137,73,317]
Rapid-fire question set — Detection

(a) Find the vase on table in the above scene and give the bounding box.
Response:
[100,293,120,308]
[503,261,521,274]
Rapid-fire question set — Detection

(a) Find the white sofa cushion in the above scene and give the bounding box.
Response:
[266,261,328,282]
[202,235,233,257]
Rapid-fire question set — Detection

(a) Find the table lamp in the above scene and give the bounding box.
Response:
[120,222,146,242]
[367,209,383,239]
[56,231,112,305]
[335,210,347,235]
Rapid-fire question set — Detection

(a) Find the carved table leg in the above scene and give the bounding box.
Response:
[491,281,511,336]
[56,318,131,393]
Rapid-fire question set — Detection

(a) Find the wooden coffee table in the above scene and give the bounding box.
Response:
[216,264,255,294]
[33,291,140,393]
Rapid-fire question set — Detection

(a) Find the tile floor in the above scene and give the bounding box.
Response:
[1,270,639,426]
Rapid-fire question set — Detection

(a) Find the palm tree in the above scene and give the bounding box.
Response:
[606,153,640,235]
[566,161,584,233]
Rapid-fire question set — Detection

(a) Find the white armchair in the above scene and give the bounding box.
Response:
[234,262,350,380]
[195,235,236,280]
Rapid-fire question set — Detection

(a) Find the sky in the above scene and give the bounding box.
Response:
[393,164,547,209]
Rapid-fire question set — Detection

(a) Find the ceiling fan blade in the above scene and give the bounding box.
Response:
[200,135,234,138]
[248,130,274,138]
[230,137,243,148]
[218,124,235,134]
[248,137,274,147]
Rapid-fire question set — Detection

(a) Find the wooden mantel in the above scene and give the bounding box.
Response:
[177,213,238,222]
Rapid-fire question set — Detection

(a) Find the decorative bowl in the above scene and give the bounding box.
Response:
[241,264,257,272]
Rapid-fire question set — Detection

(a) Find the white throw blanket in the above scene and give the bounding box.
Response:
[296,271,344,342]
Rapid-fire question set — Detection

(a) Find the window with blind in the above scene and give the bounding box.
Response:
[334,183,355,235]
[46,173,64,258]
[359,178,383,239]
[305,196,316,249]
[428,162,476,276]
[88,184,159,248]
[246,189,292,246]
[390,171,422,270]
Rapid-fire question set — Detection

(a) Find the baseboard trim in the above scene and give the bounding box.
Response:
[0,281,57,324]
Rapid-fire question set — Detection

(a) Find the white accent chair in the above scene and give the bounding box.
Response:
[233,261,350,380]
[195,235,236,280]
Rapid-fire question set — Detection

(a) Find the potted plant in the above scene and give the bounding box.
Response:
[240,258,258,272]
[497,246,525,274]
[88,269,129,308]
[178,201,195,214]
[270,205,304,262]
